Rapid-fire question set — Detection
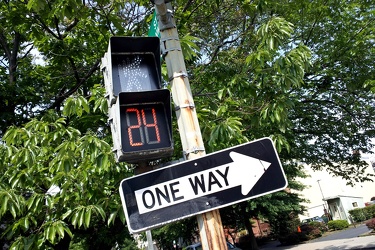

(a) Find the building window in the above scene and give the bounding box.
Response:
[352,202,358,207]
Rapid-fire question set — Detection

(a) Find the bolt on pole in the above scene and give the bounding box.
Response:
[153,1,227,249]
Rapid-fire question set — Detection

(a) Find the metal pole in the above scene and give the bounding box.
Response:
[146,230,154,250]
[154,2,227,249]
[317,179,327,210]
[317,179,330,221]
[135,162,155,250]
[317,179,326,210]
[317,179,325,201]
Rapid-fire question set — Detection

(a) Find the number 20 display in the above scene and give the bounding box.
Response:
[120,103,172,154]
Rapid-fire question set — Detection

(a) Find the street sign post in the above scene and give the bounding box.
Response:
[152,1,225,248]
[119,137,288,233]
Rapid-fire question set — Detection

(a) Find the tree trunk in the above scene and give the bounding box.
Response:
[240,202,258,250]
[244,217,258,250]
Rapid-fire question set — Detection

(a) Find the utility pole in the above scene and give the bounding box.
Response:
[317,179,331,221]
[153,1,227,249]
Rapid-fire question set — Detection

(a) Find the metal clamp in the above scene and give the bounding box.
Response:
[158,11,175,31]
[183,146,205,156]
[160,36,180,42]
[160,36,180,56]
[163,46,181,53]
[169,72,188,82]
[161,45,181,56]
[175,102,195,111]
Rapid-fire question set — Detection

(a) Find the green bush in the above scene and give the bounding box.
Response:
[349,204,375,222]
[327,220,349,230]
[365,204,375,218]
[349,208,367,222]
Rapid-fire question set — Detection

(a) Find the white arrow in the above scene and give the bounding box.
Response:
[134,152,271,214]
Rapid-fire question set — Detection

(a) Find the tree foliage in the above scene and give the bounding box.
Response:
[1,0,374,248]
[0,86,138,248]
[181,0,375,183]
[0,0,151,136]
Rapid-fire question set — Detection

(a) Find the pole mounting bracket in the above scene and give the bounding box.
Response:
[183,146,205,158]
[175,102,195,111]
[169,72,188,82]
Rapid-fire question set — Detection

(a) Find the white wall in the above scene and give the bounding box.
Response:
[296,161,375,221]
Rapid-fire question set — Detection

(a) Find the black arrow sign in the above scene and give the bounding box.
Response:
[119,137,287,233]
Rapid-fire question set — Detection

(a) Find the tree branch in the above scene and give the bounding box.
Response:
[54,15,62,39]
[64,18,79,34]
[35,16,60,40]
[21,44,34,60]
[49,58,101,110]
[207,35,241,65]
[0,30,11,60]
[68,56,81,83]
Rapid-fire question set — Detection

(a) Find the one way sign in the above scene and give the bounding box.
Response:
[119,137,287,233]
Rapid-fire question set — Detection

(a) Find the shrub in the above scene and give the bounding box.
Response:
[300,223,314,234]
[278,232,308,245]
[365,204,375,218]
[327,220,349,230]
[349,208,367,222]
[366,218,375,230]
[309,221,328,233]
[278,221,327,245]
[308,228,322,239]
[299,222,326,240]
[349,204,375,222]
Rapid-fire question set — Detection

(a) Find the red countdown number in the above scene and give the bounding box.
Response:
[142,108,161,145]
[126,107,161,147]
[119,100,172,162]
[116,90,173,162]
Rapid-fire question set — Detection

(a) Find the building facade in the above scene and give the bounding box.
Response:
[296,161,375,224]
[324,195,364,223]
